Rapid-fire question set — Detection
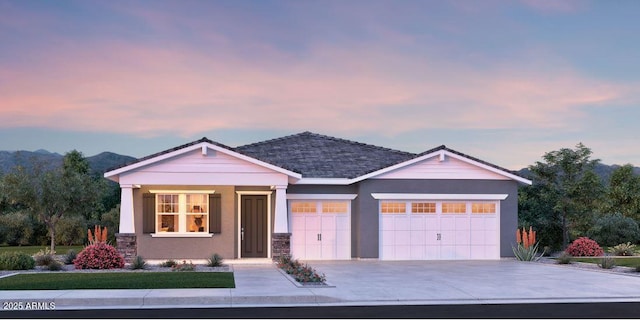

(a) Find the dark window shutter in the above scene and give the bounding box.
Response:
[143,193,155,234]
[209,194,222,233]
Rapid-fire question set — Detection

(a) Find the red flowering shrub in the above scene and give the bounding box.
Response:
[565,237,604,257]
[74,243,125,269]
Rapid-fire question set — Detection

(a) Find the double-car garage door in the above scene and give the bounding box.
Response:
[290,200,351,260]
[380,200,499,260]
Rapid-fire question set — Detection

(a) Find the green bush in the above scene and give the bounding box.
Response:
[636,265,640,273]
[599,255,616,269]
[0,252,36,270]
[160,259,178,268]
[130,256,147,270]
[171,260,195,272]
[55,215,87,246]
[587,213,640,247]
[556,252,573,264]
[64,250,77,265]
[0,211,34,246]
[100,206,120,244]
[609,242,636,256]
[47,260,63,271]
[207,253,223,267]
[512,243,544,261]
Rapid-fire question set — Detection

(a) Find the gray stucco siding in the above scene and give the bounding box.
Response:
[354,179,519,259]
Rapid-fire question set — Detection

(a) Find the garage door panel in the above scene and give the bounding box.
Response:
[425,217,439,230]
[381,216,395,230]
[395,230,410,246]
[455,245,471,259]
[455,230,470,245]
[455,218,470,230]
[485,217,498,230]
[336,215,350,230]
[440,217,455,230]
[410,216,426,230]
[382,230,396,246]
[440,230,456,245]
[484,230,498,245]
[395,217,410,231]
[411,230,426,246]
[411,246,425,259]
[470,217,484,230]
[382,245,395,260]
[291,200,351,260]
[395,245,411,260]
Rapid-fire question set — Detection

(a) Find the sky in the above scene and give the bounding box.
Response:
[1,0,639,170]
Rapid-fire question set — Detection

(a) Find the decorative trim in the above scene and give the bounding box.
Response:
[105,141,302,180]
[371,193,509,200]
[351,150,532,185]
[287,194,358,200]
[150,233,214,238]
[293,178,352,185]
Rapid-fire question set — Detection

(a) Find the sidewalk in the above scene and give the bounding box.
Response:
[1,260,640,310]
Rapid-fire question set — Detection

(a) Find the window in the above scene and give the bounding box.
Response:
[291,202,317,214]
[156,193,209,233]
[442,202,466,214]
[322,202,348,214]
[471,202,496,214]
[381,202,406,214]
[412,202,436,214]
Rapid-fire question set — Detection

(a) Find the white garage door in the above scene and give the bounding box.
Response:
[290,201,351,260]
[380,201,499,260]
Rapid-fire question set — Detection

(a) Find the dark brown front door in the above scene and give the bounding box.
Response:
[241,195,268,258]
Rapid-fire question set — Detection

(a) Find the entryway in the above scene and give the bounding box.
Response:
[240,195,268,258]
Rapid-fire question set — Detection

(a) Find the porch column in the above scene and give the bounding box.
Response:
[119,184,135,233]
[273,185,288,233]
[272,185,291,260]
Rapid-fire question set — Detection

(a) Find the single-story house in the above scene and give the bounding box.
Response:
[104,132,531,262]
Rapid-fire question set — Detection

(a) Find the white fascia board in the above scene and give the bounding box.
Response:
[149,190,215,194]
[442,151,532,185]
[351,149,532,185]
[104,142,302,180]
[293,178,353,185]
[371,193,509,200]
[287,194,358,200]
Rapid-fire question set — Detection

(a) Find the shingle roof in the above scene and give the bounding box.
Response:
[236,132,415,178]
[107,131,525,181]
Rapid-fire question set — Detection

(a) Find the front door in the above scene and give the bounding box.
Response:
[241,195,268,258]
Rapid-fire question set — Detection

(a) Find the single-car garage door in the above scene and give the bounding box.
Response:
[380,200,499,260]
[290,200,351,260]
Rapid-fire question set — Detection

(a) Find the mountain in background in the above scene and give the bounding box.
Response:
[0,149,638,182]
[0,150,136,175]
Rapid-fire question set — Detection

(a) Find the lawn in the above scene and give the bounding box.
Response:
[571,257,640,268]
[0,245,84,255]
[0,272,235,290]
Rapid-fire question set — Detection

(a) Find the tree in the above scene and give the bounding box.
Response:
[602,164,640,221]
[1,152,103,252]
[528,143,604,248]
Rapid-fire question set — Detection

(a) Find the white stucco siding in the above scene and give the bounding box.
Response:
[374,156,509,180]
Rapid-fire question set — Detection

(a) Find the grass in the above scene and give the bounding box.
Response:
[0,245,84,255]
[0,272,235,290]
[571,257,640,268]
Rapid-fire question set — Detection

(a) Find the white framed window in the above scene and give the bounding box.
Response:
[156,193,209,233]
[471,202,496,214]
[381,201,407,214]
[411,202,436,214]
[291,202,317,214]
[442,202,467,214]
[322,202,348,214]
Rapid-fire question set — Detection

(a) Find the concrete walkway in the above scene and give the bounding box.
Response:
[1,260,640,310]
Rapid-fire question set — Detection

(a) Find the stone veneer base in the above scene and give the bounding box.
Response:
[115,233,137,263]
[271,233,291,261]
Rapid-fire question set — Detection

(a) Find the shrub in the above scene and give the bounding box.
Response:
[276,254,326,283]
[556,252,573,264]
[0,211,34,246]
[130,256,147,270]
[87,225,109,245]
[100,206,120,244]
[566,237,604,257]
[636,265,640,273]
[33,247,56,267]
[160,259,178,268]
[207,253,223,267]
[599,255,616,269]
[609,242,636,256]
[74,242,124,269]
[171,260,195,272]
[0,252,36,270]
[587,213,640,247]
[47,260,63,271]
[64,250,77,265]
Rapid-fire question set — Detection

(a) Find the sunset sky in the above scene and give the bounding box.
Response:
[1,0,639,170]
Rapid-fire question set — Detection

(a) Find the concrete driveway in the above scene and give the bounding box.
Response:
[303,259,640,304]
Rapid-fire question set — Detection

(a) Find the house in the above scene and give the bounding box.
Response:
[104,132,532,262]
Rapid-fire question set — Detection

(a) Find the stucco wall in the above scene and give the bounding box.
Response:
[354,179,519,258]
[134,185,237,260]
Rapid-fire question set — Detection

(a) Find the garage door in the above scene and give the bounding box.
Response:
[290,201,351,260]
[380,201,499,260]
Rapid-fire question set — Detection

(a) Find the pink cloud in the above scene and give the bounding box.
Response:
[0,32,631,139]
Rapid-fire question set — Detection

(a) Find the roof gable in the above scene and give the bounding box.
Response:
[104,139,301,182]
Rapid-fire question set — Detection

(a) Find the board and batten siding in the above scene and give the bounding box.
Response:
[119,149,289,186]
[373,155,509,180]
